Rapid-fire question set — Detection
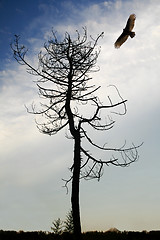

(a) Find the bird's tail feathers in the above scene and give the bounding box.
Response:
[130,32,135,38]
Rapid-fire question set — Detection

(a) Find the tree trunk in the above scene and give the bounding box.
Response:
[71,131,82,240]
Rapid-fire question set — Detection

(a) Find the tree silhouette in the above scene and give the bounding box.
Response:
[64,209,74,234]
[11,28,141,240]
[51,218,64,235]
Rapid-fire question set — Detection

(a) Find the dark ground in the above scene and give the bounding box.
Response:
[0,229,160,240]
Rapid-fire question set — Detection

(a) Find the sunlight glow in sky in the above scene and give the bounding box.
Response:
[0,0,160,232]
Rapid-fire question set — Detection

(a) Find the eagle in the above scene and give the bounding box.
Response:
[114,14,136,48]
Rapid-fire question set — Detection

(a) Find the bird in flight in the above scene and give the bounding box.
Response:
[114,14,136,48]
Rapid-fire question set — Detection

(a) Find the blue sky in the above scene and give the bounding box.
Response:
[0,0,103,69]
[0,0,160,233]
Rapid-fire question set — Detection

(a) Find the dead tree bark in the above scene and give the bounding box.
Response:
[72,132,81,239]
[65,43,82,238]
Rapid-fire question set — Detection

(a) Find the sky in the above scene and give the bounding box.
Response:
[0,0,160,233]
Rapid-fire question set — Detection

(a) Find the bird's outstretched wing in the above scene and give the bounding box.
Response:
[114,14,136,49]
[114,33,129,49]
[125,14,136,32]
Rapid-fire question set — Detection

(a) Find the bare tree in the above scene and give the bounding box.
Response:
[11,28,141,240]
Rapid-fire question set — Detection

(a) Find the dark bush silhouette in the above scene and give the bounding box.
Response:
[1,229,160,240]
